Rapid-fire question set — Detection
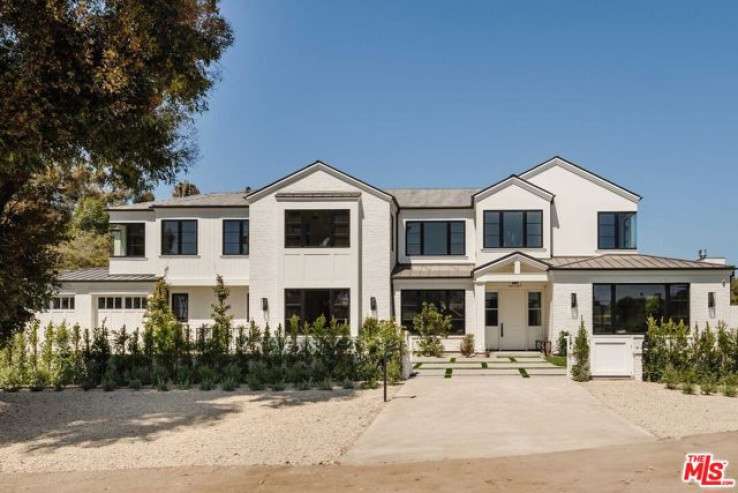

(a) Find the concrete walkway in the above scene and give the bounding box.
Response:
[342,377,654,464]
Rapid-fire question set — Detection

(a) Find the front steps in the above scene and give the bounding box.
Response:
[412,352,566,378]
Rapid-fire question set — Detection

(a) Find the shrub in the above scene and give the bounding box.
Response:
[129,378,143,390]
[102,375,117,391]
[29,369,48,391]
[356,318,404,386]
[681,370,697,395]
[700,377,718,395]
[223,363,242,383]
[221,376,238,391]
[570,320,590,382]
[413,303,450,357]
[318,377,333,391]
[556,331,570,356]
[459,334,475,358]
[296,379,312,391]
[342,378,355,389]
[199,366,217,391]
[154,374,170,391]
[662,365,680,390]
[361,378,379,389]
[271,380,286,391]
[247,373,265,391]
[723,375,738,397]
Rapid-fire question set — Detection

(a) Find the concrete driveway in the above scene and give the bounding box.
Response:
[342,377,654,464]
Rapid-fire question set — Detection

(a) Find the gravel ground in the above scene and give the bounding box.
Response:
[584,380,738,438]
[0,386,397,473]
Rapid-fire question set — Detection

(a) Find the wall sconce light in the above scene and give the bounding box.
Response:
[708,292,715,309]
[571,293,578,309]
[370,296,377,312]
[261,297,269,312]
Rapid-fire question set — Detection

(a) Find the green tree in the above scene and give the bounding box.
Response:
[143,279,181,375]
[0,1,233,342]
[208,274,232,369]
[731,278,738,305]
[173,180,201,198]
[571,319,591,382]
[72,198,109,235]
[413,302,451,357]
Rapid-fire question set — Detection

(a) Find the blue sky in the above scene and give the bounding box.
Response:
[163,0,738,262]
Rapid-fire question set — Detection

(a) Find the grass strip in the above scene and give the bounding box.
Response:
[518,368,530,378]
[481,362,488,369]
[508,357,517,363]
[450,357,456,363]
[413,363,422,369]
[444,368,453,379]
[546,355,567,367]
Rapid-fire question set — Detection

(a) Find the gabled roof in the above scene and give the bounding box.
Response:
[549,254,734,271]
[473,252,552,275]
[384,188,479,208]
[473,175,554,203]
[519,156,641,203]
[58,268,158,282]
[247,161,396,206]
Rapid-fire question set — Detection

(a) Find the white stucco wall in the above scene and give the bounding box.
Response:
[108,207,250,286]
[548,270,734,346]
[474,183,552,265]
[524,164,638,256]
[249,168,392,334]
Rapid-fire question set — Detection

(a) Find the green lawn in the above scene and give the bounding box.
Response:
[546,355,567,367]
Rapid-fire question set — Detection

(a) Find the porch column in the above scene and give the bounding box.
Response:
[474,282,486,353]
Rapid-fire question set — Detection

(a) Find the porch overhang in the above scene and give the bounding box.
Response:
[473,252,551,283]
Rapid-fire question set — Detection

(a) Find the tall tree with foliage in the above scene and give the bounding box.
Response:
[732,279,738,306]
[0,0,233,343]
[172,180,201,198]
[143,279,181,376]
[208,274,232,368]
[55,197,112,270]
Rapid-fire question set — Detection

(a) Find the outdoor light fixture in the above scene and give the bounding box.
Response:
[571,293,578,309]
[261,297,269,311]
[370,296,377,311]
[708,292,715,309]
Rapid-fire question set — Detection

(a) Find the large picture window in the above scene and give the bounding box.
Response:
[483,210,543,248]
[284,289,350,329]
[162,220,198,255]
[285,210,350,248]
[405,221,465,256]
[111,223,146,257]
[223,220,249,255]
[400,290,465,334]
[598,212,637,249]
[593,283,689,334]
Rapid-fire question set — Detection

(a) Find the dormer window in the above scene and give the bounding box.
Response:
[111,223,146,257]
[483,211,542,249]
[598,212,637,250]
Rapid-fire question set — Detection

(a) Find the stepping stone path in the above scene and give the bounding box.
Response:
[411,352,566,378]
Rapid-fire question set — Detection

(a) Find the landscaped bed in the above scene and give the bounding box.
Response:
[584,380,738,438]
[0,386,396,473]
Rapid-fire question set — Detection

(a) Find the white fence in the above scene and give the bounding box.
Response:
[567,335,644,380]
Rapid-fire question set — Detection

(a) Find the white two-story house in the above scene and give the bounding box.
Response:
[38,156,735,365]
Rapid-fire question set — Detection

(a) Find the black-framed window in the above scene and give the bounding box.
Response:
[97,296,123,310]
[483,210,543,248]
[111,223,146,257]
[171,293,189,322]
[400,290,465,334]
[285,210,350,248]
[161,220,198,255]
[485,292,499,326]
[223,220,249,255]
[49,296,75,311]
[284,289,350,329]
[598,212,637,250]
[528,292,542,326]
[593,283,689,334]
[405,221,465,256]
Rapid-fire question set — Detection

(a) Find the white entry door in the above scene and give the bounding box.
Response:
[499,290,527,350]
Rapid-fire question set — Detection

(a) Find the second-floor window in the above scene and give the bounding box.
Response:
[162,220,198,255]
[223,220,249,255]
[111,223,145,257]
[483,210,543,248]
[285,209,350,248]
[598,212,637,249]
[405,221,465,256]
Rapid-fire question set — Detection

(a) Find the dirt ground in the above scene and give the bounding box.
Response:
[4,431,737,492]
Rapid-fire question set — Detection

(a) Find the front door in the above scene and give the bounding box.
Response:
[499,290,527,350]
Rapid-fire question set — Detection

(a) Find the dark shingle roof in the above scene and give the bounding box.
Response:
[58,268,158,282]
[109,192,248,211]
